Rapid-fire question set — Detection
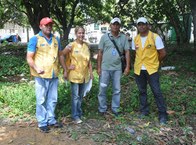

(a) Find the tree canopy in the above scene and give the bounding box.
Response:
[16,0,116,42]
[0,0,195,47]
[115,0,193,45]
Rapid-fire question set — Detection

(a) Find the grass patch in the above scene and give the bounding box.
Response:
[0,45,195,144]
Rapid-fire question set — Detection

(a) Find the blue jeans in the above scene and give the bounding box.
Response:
[71,82,85,120]
[35,77,58,127]
[135,70,167,119]
[98,70,122,113]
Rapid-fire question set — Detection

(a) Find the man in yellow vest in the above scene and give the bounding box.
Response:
[132,17,168,124]
[27,17,63,133]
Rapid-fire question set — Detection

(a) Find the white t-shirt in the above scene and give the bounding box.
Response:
[132,35,164,70]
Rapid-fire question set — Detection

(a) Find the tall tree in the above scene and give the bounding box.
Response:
[116,0,192,45]
[159,0,191,45]
[49,0,112,41]
[21,0,50,34]
[0,1,11,28]
[1,0,115,45]
[21,0,114,44]
[3,0,194,47]
[0,0,27,28]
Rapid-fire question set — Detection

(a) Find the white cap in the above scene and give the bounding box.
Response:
[137,17,148,24]
[110,17,121,24]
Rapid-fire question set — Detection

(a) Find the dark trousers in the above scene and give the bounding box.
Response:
[135,70,167,119]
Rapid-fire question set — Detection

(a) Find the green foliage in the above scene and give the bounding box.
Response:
[19,0,116,39]
[115,0,192,44]
[0,82,35,116]
[0,45,28,77]
[0,46,195,144]
[0,0,29,27]
[56,81,72,117]
[1,0,194,47]
[0,55,29,77]
[0,46,195,118]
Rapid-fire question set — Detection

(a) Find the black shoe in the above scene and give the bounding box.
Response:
[159,117,167,125]
[112,111,122,117]
[138,113,149,119]
[48,122,63,128]
[39,126,50,133]
[98,112,106,116]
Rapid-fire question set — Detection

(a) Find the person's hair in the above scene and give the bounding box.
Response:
[75,26,85,34]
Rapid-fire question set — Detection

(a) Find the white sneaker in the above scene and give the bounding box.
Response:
[74,119,83,124]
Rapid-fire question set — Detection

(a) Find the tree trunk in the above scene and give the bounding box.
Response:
[22,0,50,35]
[31,23,40,35]
[168,16,182,45]
[60,26,72,48]
[26,27,29,42]
[190,0,196,49]
[170,16,189,46]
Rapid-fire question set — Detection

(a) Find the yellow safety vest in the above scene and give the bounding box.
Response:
[65,41,90,83]
[134,31,159,75]
[30,35,59,78]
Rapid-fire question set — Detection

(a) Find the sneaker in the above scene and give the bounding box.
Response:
[48,122,63,128]
[74,119,83,124]
[39,126,50,133]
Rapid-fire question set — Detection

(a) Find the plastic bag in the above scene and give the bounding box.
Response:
[83,79,92,97]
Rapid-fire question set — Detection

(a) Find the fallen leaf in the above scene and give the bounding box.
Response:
[8,140,13,144]
[167,110,175,115]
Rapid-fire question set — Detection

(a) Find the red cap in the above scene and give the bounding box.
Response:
[40,17,53,26]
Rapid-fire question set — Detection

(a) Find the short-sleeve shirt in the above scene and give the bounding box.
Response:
[98,32,130,70]
[131,34,164,70]
[132,35,164,50]
[27,31,62,52]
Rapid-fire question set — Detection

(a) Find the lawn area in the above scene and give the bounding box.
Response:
[0,44,195,144]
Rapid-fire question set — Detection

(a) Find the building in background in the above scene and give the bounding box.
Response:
[0,23,34,43]
[2,20,192,44]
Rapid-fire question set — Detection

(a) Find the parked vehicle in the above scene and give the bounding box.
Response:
[0,34,21,43]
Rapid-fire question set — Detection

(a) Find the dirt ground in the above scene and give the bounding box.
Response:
[0,118,98,145]
[0,126,96,145]
[1,114,195,145]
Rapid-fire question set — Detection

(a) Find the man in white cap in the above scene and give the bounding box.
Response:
[27,17,64,132]
[132,17,168,124]
[97,17,130,117]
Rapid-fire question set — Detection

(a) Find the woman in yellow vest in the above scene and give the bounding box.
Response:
[132,17,168,125]
[60,26,93,124]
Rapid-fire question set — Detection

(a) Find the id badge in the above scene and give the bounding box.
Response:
[112,49,117,56]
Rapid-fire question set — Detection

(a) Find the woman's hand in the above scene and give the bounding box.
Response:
[63,70,68,80]
[90,73,94,80]
[68,64,75,70]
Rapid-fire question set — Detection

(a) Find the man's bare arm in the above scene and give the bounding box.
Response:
[97,49,103,76]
